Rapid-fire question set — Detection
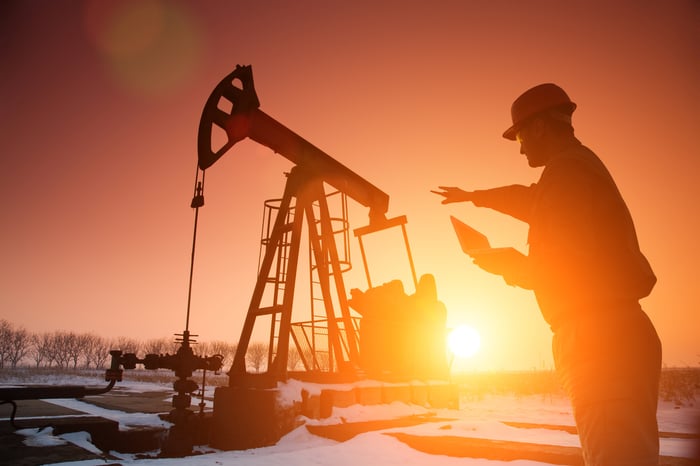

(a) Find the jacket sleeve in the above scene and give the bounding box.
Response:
[470,184,536,223]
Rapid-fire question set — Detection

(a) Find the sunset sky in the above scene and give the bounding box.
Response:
[2,0,698,371]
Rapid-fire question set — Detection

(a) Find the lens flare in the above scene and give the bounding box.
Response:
[447,325,481,358]
[82,0,201,97]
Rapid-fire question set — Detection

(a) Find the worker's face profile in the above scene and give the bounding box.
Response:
[516,119,547,168]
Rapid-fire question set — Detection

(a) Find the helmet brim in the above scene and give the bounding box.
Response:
[502,101,577,141]
[502,124,519,141]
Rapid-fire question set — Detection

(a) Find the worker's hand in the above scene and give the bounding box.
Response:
[470,247,530,288]
[430,186,472,204]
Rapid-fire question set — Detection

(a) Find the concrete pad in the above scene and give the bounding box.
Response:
[410,384,429,407]
[0,399,84,419]
[381,384,412,404]
[82,389,172,413]
[320,389,357,418]
[300,391,322,419]
[354,385,383,405]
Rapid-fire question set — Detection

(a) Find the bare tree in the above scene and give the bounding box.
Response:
[0,319,13,368]
[317,351,330,371]
[143,337,176,355]
[49,331,72,368]
[6,326,31,368]
[81,333,113,369]
[30,332,53,367]
[82,334,96,369]
[246,342,268,373]
[287,345,301,371]
[114,336,141,354]
[92,336,113,369]
[208,340,237,368]
[194,340,211,358]
[299,347,330,371]
[67,333,88,368]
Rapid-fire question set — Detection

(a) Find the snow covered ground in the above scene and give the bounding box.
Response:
[4,376,698,466]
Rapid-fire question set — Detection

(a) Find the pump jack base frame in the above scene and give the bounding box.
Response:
[210,378,459,451]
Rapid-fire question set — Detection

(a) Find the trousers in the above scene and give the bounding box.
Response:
[552,306,662,466]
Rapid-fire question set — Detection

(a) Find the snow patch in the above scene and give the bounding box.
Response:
[17,427,67,447]
[60,431,103,455]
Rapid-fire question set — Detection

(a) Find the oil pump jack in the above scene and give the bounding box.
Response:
[193,65,450,449]
[0,65,451,458]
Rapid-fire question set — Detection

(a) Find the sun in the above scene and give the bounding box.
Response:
[447,325,481,358]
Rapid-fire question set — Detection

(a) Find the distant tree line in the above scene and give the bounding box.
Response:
[0,319,239,370]
[0,319,305,373]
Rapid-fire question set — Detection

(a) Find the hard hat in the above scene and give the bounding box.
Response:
[502,83,577,140]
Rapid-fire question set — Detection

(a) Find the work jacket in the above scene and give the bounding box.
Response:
[471,140,656,330]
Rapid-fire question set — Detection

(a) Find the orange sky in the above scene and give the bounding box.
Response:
[2,0,698,371]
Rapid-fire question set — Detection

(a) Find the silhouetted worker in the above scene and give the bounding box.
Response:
[433,83,662,465]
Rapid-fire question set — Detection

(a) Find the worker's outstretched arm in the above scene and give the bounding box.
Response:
[432,184,536,223]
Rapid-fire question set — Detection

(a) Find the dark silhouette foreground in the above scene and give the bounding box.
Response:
[433,83,662,466]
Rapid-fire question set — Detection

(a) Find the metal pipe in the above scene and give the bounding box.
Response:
[0,379,116,401]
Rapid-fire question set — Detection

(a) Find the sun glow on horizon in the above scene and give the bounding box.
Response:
[447,325,481,359]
